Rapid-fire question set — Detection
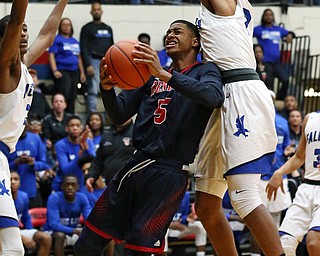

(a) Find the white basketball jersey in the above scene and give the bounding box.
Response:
[304,112,320,181]
[0,62,34,153]
[196,0,256,71]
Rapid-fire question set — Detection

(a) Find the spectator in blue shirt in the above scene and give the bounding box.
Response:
[44,175,91,256]
[8,128,49,208]
[11,171,52,256]
[49,18,86,114]
[52,115,96,192]
[253,9,293,100]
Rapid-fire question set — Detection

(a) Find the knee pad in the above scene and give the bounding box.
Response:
[280,234,299,256]
[0,227,24,256]
[229,188,262,219]
[228,174,262,219]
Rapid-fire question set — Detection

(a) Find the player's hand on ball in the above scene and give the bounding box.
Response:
[132,42,166,79]
[100,57,117,90]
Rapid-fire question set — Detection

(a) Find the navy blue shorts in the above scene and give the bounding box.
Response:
[85,153,188,254]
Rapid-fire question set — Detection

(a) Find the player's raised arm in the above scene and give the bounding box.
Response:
[24,0,68,67]
[0,0,28,93]
[202,0,236,16]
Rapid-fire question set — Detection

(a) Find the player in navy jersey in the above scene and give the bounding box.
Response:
[74,20,224,256]
[0,0,68,254]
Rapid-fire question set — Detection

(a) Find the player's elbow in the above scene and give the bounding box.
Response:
[206,91,224,109]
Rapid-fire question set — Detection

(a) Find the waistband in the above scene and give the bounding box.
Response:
[132,151,190,173]
[0,141,10,158]
[222,68,260,84]
[303,178,320,186]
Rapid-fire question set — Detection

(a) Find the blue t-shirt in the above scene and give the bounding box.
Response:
[172,192,190,225]
[14,190,33,229]
[44,191,91,235]
[8,132,48,198]
[262,113,290,180]
[53,137,96,191]
[48,34,80,71]
[253,25,289,63]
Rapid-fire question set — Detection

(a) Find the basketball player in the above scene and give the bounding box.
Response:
[267,112,320,255]
[194,0,282,255]
[0,0,67,254]
[74,20,224,256]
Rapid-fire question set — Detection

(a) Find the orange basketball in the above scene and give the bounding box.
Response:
[104,40,151,90]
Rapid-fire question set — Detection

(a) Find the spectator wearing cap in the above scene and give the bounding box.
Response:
[28,68,51,119]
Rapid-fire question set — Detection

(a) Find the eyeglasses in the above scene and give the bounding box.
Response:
[29,121,42,126]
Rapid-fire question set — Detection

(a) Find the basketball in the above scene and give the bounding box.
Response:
[104,40,151,90]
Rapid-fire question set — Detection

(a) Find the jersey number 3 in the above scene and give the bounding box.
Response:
[313,148,320,168]
[154,98,171,124]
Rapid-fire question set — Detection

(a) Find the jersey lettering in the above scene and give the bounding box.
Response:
[154,98,171,125]
[23,83,34,99]
[150,79,172,97]
[243,8,251,28]
[313,148,320,168]
[307,130,320,144]
[195,18,202,29]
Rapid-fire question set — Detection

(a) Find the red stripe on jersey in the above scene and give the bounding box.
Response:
[168,61,201,74]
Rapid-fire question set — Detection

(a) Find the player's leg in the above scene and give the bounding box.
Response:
[74,225,112,256]
[0,156,24,256]
[33,230,52,256]
[52,232,66,256]
[125,163,188,256]
[104,240,115,256]
[227,174,284,256]
[187,221,207,256]
[0,226,24,256]
[194,109,238,255]
[280,234,299,256]
[305,230,320,255]
[195,191,238,256]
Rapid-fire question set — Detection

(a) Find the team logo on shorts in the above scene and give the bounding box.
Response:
[0,179,10,196]
[233,115,249,138]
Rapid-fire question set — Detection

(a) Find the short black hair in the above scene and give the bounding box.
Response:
[66,115,82,126]
[62,174,78,184]
[0,15,10,38]
[138,33,150,42]
[170,19,201,52]
[27,114,42,123]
